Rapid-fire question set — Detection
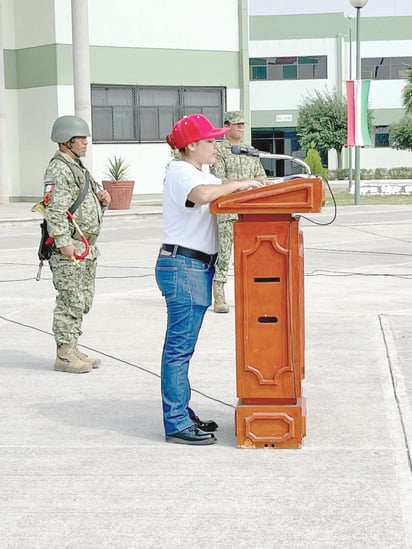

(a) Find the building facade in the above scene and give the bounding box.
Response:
[249,1,412,174]
[1,0,411,201]
[1,0,248,202]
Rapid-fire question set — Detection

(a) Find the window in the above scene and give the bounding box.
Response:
[374,126,390,147]
[361,57,412,80]
[251,127,305,177]
[91,86,225,142]
[250,56,327,81]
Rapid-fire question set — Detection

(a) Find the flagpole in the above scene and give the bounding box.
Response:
[350,0,368,205]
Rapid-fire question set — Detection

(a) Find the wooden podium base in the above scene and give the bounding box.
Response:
[210,177,324,449]
[235,398,306,449]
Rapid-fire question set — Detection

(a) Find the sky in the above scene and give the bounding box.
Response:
[249,0,412,17]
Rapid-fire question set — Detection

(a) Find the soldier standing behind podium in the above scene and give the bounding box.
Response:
[210,111,267,313]
[44,115,111,374]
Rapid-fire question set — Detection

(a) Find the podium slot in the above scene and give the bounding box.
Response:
[254,277,280,283]
[258,316,278,323]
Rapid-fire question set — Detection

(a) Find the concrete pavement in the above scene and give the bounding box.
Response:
[0,200,411,548]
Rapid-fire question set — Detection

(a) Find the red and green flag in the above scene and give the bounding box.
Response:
[346,79,372,147]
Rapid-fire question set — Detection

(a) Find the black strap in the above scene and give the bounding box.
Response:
[68,171,90,214]
[50,157,90,214]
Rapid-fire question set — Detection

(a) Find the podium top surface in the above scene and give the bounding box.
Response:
[210,176,324,215]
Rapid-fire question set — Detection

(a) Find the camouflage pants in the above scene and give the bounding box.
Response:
[49,250,97,346]
[214,216,236,284]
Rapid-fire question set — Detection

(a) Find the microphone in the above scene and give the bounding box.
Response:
[231,146,312,174]
[231,145,260,157]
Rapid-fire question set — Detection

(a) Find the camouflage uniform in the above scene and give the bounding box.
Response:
[210,126,266,286]
[44,151,103,348]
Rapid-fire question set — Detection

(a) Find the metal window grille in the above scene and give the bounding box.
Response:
[91,85,225,142]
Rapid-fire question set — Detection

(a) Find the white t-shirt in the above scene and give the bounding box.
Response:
[161,160,221,255]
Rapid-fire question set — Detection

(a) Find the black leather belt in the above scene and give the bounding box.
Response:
[161,244,218,267]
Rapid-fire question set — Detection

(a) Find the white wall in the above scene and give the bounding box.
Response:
[360,148,412,170]
[93,143,171,196]
[87,0,239,51]
[250,38,337,58]
[369,80,404,110]
[17,87,59,197]
[11,0,57,48]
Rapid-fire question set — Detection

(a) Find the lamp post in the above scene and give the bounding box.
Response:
[349,0,368,205]
[347,16,353,193]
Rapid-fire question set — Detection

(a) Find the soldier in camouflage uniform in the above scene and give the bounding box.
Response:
[210,111,266,312]
[44,115,111,373]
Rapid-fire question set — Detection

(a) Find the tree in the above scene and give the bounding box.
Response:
[389,68,412,150]
[297,88,347,168]
[389,117,412,151]
[402,68,412,115]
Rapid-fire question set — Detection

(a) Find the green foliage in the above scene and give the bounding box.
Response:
[388,166,412,179]
[104,156,130,180]
[360,169,374,180]
[374,167,388,179]
[389,117,412,151]
[297,88,347,167]
[402,68,412,115]
[336,168,349,180]
[305,147,327,179]
[389,72,412,151]
[327,167,412,180]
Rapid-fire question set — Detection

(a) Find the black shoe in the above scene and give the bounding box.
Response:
[191,414,219,433]
[165,425,217,445]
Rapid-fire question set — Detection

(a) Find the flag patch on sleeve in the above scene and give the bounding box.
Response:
[43,181,55,205]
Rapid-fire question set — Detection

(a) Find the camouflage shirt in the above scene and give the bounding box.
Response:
[210,136,267,222]
[44,151,103,257]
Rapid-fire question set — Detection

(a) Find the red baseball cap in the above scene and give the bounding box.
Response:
[166,114,229,149]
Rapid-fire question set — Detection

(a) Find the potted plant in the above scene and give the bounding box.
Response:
[102,156,135,210]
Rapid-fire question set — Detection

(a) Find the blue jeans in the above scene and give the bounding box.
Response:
[155,251,214,435]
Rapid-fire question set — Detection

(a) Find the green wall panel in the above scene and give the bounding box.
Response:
[4,45,72,88]
[4,45,240,89]
[4,50,17,88]
[251,13,412,42]
[250,14,346,40]
[90,47,240,87]
[372,108,405,125]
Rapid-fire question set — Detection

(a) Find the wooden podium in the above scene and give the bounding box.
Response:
[210,177,324,448]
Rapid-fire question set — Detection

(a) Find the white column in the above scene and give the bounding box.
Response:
[0,0,9,204]
[71,0,93,167]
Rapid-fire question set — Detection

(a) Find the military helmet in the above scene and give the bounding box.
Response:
[51,115,90,143]
[224,111,245,125]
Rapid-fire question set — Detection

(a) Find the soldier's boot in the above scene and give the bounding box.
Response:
[54,344,92,374]
[74,346,101,369]
[213,281,229,313]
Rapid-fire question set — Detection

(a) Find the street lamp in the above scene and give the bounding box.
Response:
[346,16,353,193]
[349,0,368,205]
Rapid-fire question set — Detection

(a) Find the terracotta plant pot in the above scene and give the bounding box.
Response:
[102,180,135,210]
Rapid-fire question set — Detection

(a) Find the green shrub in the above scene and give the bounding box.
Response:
[305,148,328,179]
[336,168,349,180]
[374,168,388,179]
[360,168,374,180]
[388,167,412,179]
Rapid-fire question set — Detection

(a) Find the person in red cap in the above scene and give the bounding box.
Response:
[156,113,265,445]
